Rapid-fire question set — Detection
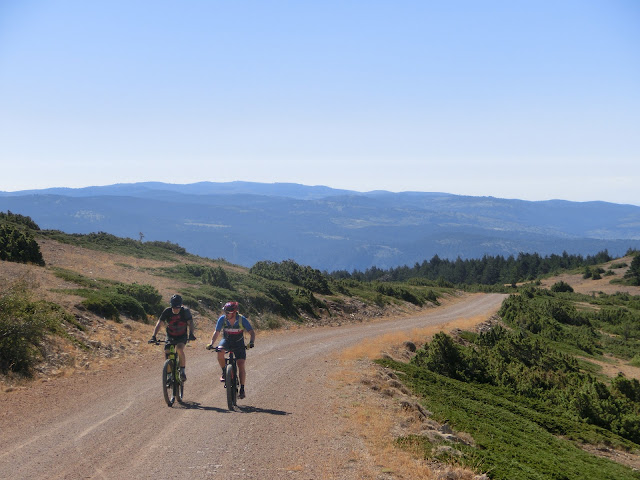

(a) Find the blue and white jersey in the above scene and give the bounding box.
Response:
[216,314,252,348]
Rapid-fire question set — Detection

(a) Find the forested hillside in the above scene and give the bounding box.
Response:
[2,182,639,271]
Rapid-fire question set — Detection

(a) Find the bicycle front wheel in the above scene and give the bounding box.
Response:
[163,359,175,407]
[225,364,236,410]
[176,376,184,403]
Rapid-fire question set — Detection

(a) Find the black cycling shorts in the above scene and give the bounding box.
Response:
[218,339,247,360]
[165,333,188,349]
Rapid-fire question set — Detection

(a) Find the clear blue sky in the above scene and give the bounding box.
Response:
[1,1,639,205]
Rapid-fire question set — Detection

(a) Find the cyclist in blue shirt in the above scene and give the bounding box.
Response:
[206,301,255,399]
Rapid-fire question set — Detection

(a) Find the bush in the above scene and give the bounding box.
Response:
[114,283,163,316]
[550,281,574,293]
[0,311,48,375]
[0,281,77,376]
[0,211,40,230]
[0,224,45,265]
[81,294,121,321]
[413,332,467,380]
[250,259,331,294]
[183,265,232,289]
[81,291,148,322]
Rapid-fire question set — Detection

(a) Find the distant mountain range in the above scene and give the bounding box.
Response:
[1,181,640,272]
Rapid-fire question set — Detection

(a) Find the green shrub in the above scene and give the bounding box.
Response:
[252,313,283,330]
[114,283,163,316]
[0,211,40,230]
[610,262,628,269]
[250,259,331,294]
[81,291,148,322]
[413,332,467,380]
[0,281,79,376]
[550,281,574,293]
[0,311,48,375]
[81,294,121,321]
[0,224,45,265]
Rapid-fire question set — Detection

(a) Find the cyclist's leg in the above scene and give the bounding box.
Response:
[164,338,173,366]
[235,347,248,385]
[216,349,226,369]
[176,342,186,368]
[217,339,229,370]
[237,359,246,385]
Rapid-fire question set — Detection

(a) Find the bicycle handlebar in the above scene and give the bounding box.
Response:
[149,337,195,346]
[206,344,253,352]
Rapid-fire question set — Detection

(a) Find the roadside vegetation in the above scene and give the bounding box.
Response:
[380,286,640,479]
[0,279,87,376]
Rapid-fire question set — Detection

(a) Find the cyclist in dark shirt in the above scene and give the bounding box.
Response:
[149,294,196,382]
[206,301,255,399]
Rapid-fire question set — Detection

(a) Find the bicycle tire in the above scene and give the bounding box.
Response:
[177,376,184,403]
[225,363,235,410]
[163,359,175,407]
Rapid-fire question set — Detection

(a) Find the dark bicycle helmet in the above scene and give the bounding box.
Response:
[223,301,238,313]
[170,294,183,308]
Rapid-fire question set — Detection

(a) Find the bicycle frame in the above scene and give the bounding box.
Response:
[156,341,184,407]
[166,344,182,384]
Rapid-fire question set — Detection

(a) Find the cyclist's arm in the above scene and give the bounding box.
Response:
[151,317,163,338]
[209,329,221,346]
[242,317,256,344]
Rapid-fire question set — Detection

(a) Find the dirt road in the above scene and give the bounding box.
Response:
[1,293,506,480]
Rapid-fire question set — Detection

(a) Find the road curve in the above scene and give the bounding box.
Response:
[0,293,506,479]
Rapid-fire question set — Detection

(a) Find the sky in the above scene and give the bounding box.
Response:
[1,1,639,205]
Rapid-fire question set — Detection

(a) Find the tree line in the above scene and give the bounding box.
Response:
[330,250,630,286]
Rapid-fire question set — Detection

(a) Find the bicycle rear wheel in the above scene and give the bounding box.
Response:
[225,364,236,410]
[163,359,175,407]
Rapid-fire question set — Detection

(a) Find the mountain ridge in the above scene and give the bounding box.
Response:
[1,181,639,271]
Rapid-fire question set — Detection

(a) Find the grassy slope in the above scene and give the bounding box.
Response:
[374,262,640,480]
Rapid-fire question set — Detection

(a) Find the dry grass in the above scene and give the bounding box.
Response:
[339,314,490,363]
[538,255,638,296]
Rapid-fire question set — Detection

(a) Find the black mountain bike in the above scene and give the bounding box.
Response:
[153,341,184,407]
[215,346,241,410]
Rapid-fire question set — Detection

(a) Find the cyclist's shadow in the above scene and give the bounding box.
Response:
[176,401,289,415]
[237,405,290,415]
[177,401,229,413]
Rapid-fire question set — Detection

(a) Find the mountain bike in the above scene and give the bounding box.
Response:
[210,345,241,410]
[153,340,184,407]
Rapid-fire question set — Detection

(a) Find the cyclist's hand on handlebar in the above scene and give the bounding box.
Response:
[248,341,254,349]
[188,333,196,341]
[148,336,157,344]
[206,343,214,350]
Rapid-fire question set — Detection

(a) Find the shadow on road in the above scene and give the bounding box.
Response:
[237,405,290,415]
[177,401,231,412]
